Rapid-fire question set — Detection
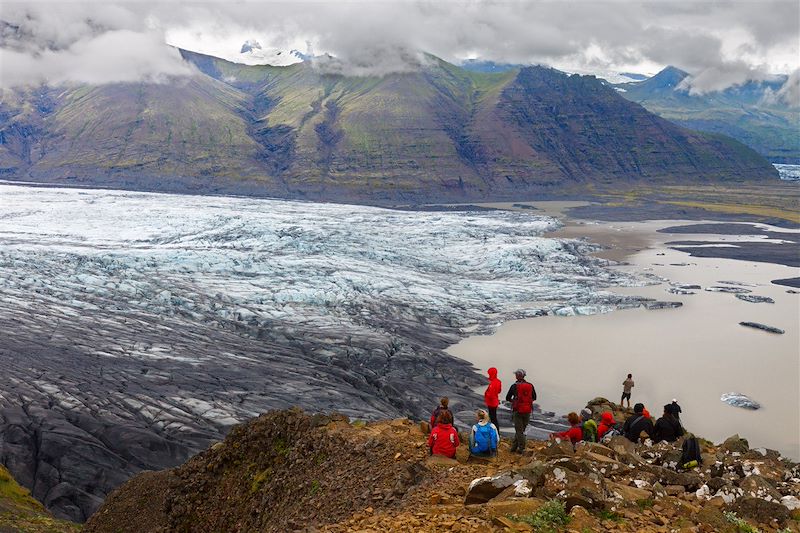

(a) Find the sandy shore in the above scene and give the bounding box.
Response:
[448,202,800,459]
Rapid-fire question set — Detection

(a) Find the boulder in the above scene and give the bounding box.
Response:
[539,465,607,510]
[540,440,575,458]
[737,475,781,502]
[658,449,684,468]
[568,505,598,531]
[576,442,614,458]
[707,477,729,493]
[780,495,800,511]
[550,457,598,475]
[464,472,523,505]
[665,485,685,496]
[639,465,703,490]
[721,434,750,454]
[516,461,549,487]
[727,496,791,526]
[426,455,458,467]
[607,481,653,502]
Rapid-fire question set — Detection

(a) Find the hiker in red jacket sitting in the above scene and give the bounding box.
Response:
[484,367,502,431]
[597,411,616,439]
[551,412,583,445]
[429,397,451,429]
[428,410,460,458]
[506,368,536,454]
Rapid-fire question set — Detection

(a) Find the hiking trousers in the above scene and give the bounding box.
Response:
[488,407,499,431]
[511,412,530,452]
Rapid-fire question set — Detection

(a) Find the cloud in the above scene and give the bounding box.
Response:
[762,69,800,108]
[1,30,194,87]
[1,0,798,88]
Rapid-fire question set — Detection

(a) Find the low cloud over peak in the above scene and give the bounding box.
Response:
[1,1,798,89]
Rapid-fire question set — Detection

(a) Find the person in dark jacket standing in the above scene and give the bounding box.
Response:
[668,399,682,421]
[506,369,536,454]
[484,367,502,431]
[653,404,685,443]
[623,403,654,443]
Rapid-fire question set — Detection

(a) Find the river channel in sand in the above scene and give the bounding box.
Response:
[447,202,800,459]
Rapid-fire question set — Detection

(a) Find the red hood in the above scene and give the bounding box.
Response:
[601,412,615,424]
[488,367,498,379]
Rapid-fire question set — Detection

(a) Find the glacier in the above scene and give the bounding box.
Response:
[0,184,650,521]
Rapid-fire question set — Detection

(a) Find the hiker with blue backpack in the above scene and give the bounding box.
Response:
[469,409,499,457]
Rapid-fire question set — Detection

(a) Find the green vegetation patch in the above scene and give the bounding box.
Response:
[509,499,571,533]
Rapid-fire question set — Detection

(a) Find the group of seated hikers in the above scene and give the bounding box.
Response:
[427,399,500,459]
[427,367,694,464]
[551,400,685,446]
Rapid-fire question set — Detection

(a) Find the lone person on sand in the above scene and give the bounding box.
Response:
[621,373,634,409]
[506,369,536,454]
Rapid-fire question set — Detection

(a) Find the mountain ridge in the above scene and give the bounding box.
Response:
[614,66,799,163]
[0,53,779,204]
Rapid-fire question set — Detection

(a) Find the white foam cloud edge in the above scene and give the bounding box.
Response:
[0,0,797,102]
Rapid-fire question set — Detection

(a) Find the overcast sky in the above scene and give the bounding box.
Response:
[1,0,798,94]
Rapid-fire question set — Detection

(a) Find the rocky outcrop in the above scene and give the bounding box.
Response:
[84,406,800,533]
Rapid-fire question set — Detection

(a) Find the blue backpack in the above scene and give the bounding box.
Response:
[471,423,498,454]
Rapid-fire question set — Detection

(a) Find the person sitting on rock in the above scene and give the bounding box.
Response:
[653,404,685,443]
[623,403,654,443]
[428,410,460,459]
[551,412,583,445]
[597,411,616,439]
[429,397,451,429]
[469,409,499,457]
[580,409,598,443]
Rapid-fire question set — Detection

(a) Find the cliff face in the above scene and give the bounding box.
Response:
[0,56,778,204]
[85,406,800,533]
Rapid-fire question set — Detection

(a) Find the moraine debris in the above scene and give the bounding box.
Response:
[739,321,784,334]
[735,294,775,304]
[706,286,751,294]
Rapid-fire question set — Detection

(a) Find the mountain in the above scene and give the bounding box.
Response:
[0,54,778,204]
[614,66,799,163]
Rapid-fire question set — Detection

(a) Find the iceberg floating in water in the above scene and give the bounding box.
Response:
[721,393,761,410]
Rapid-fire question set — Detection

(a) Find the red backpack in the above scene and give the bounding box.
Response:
[514,381,534,414]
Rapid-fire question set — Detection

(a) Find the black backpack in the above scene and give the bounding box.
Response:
[680,435,702,467]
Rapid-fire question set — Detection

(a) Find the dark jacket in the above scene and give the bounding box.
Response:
[668,402,682,419]
[623,413,654,443]
[653,415,685,443]
[506,380,536,414]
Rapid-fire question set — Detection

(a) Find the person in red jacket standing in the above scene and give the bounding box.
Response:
[484,367,502,431]
[551,412,583,445]
[505,368,536,454]
[427,410,460,459]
